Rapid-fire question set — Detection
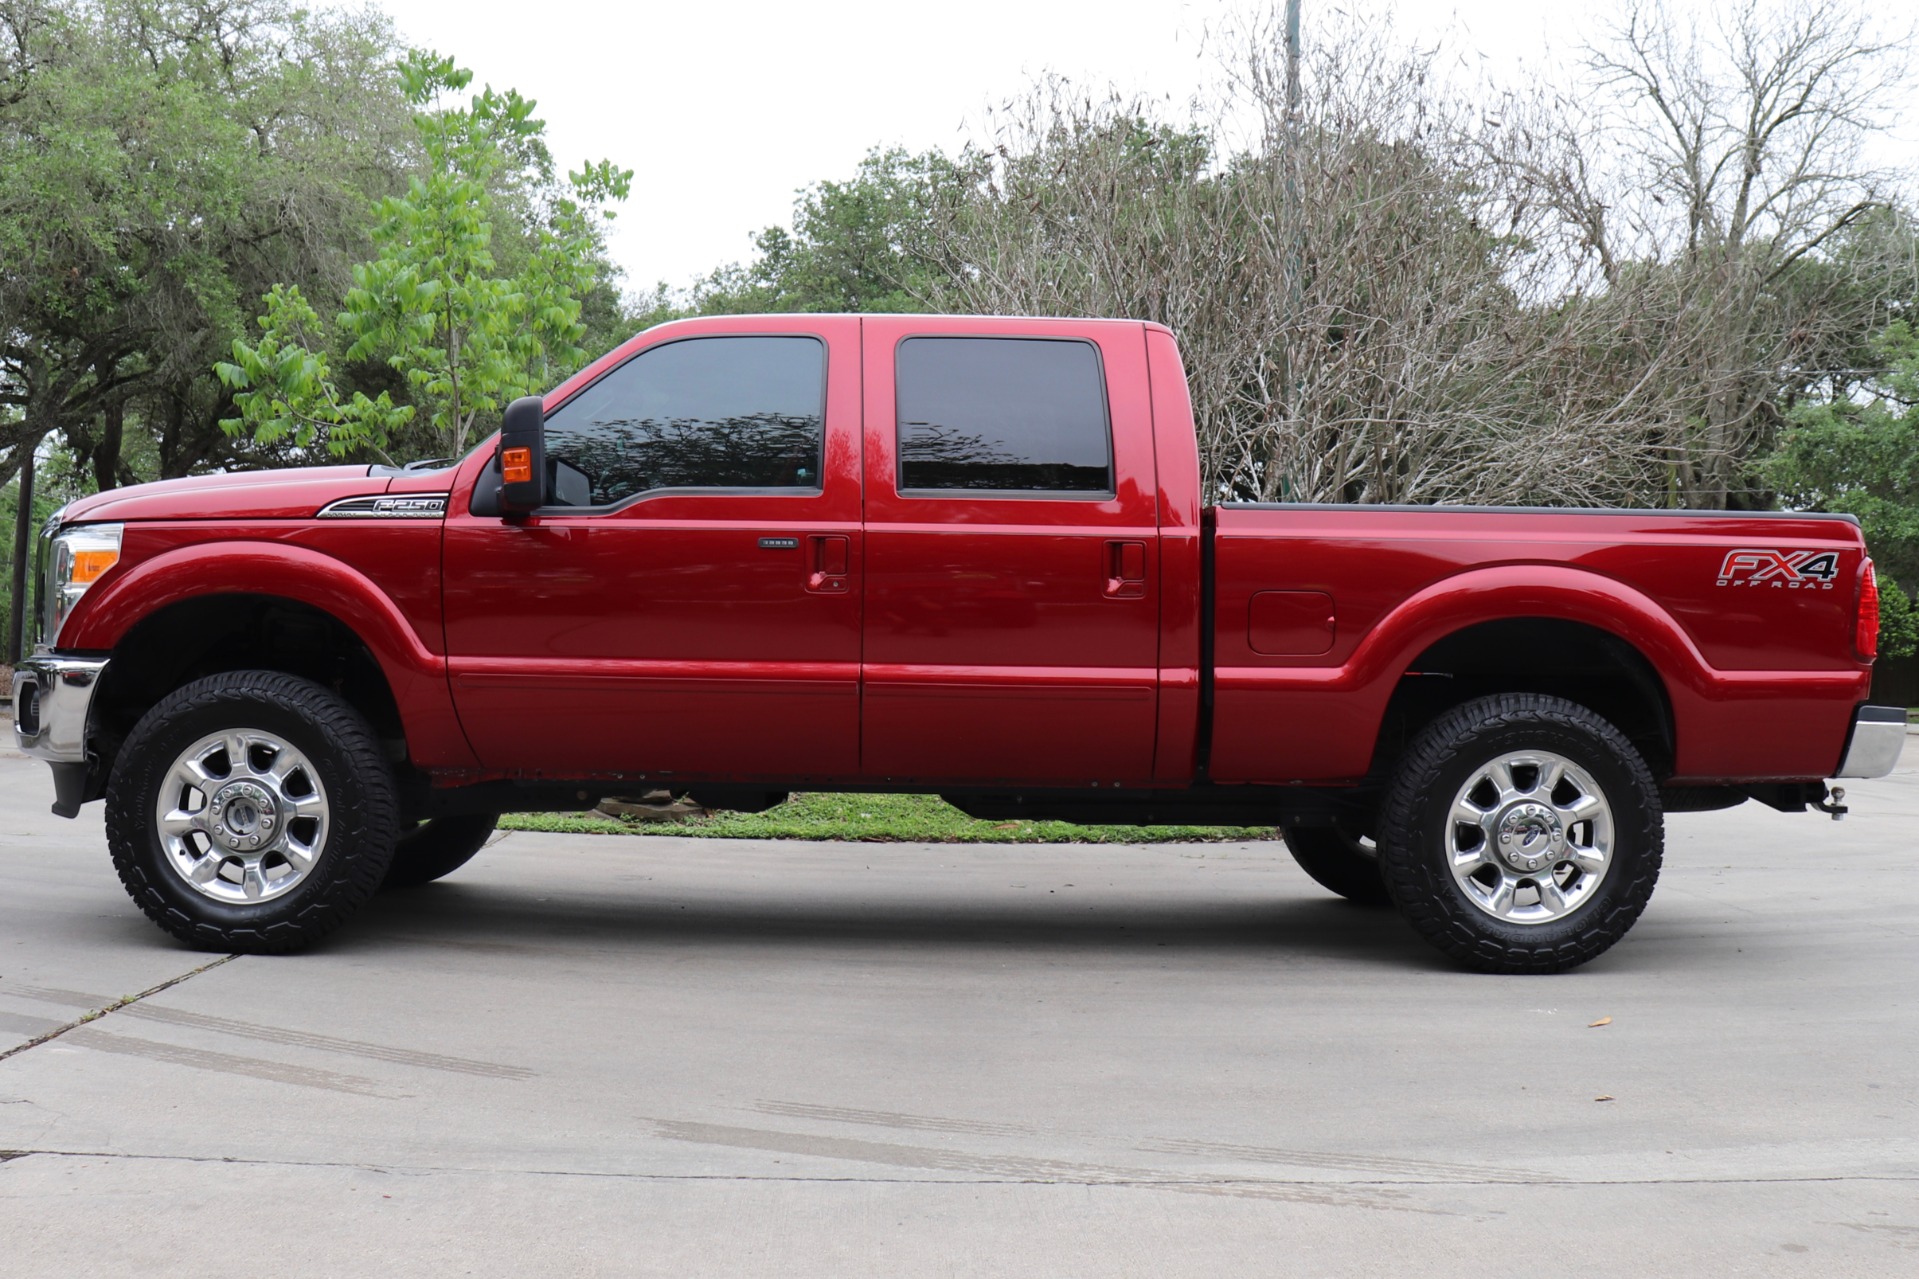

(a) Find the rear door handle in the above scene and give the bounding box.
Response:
[1104,540,1147,599]
[808,534,850,594]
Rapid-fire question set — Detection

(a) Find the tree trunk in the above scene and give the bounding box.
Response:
[92,398,126,492]
[6,441,37,663]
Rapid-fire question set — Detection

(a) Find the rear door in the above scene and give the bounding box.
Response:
[859,318,1160,784]
[442,318,862,780]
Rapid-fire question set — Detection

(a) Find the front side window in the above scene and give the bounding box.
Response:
[544,335,826,507]
[895,337,1112,494]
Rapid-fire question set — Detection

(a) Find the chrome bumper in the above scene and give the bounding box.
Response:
[10,653,109,764]
[1835,704,1907,779]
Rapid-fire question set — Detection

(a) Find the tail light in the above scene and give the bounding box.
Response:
[1856,559,1880,661]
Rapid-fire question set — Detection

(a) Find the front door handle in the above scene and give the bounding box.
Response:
[1104,540,1147,599]
[807,534,850,594]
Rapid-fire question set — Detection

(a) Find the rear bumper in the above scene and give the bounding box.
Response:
[1835,704,1906,779]
[11,653,109,765]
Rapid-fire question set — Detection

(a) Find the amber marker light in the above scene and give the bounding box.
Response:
[70,548,118,585]
[502,447,533,484]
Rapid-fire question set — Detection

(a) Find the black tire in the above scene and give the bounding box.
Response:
[383,814,499,889]
[1283,824,1391,905]
[1376,693,1662,974]
[105,671,399,954]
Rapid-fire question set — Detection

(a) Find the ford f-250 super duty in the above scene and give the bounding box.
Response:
[11,314,1906,971]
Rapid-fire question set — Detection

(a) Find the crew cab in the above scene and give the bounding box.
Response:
[11,314,1905,971]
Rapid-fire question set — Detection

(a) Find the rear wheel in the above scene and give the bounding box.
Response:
[1282,823,1391,905]
[383,814,499,889]
[105,671,399,954]
[1376,693,1662,974]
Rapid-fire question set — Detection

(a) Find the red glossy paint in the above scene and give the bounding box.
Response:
[858,316,1162,784]
[441,315,863,779]
[1207,508,1871,784]
[50,314,1876,798]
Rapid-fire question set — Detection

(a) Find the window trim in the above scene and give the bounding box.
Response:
[537,332,831,514]
[892,334,1117,502]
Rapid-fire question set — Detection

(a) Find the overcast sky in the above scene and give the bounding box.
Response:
[369,1,1904,295]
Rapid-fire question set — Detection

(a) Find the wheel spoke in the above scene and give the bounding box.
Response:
[1451,842,1490,870]
[225,733,253,777]
[1568,846,1607,875]
[1559,794,1603,825]
[241,863,268,900]
[1536,878,1570,917]
[1538,759,1566,796]
[1487,759,1518,801]
[286,793,326,821]
[1484,877,1517,917]
[1451,798,1492,829]
[268,751,300,784]
[189,854,226,885]
[182,757,219,791]
[160,809,204,838]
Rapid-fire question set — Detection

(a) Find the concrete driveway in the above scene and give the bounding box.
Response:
[1,747,1915,1276]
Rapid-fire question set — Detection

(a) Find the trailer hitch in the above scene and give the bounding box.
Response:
[1813,785,1848,821]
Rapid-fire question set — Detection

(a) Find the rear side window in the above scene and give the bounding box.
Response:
[895,337,1112,494]
[544,335,826,507]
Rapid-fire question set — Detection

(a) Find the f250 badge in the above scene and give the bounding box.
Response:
[1716,548,1840,589]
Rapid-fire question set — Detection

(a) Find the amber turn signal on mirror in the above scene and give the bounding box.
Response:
[501,447,533,485]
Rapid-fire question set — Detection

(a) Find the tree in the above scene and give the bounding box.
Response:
[1499,0,1912,508]
[690,148,954,316]
[1765,320,1919,658]
[218,51,631,462]
[3,0,413,651]
[921,39,1671,505]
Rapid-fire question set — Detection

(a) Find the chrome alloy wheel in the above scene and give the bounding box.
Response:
[153,729,330,904]
[1446,750,1613,925]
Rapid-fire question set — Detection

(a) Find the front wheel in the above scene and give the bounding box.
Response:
[1376,694,1662,974]
[105,671,399,954]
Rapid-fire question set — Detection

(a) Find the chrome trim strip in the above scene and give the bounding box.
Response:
[317,493,449,519]
[1836,705,1906,779]
[11,653,110,764]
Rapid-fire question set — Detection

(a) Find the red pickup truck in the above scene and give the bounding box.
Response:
[11,314,1904,971]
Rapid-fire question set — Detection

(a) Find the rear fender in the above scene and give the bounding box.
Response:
[1210,564,1864,782]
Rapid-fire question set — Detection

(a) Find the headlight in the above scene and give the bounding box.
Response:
[41,523,122,648]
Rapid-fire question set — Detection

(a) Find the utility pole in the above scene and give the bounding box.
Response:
[6,441,34,663]
[1272,0,1303,501]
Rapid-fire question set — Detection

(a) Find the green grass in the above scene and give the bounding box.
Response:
[499,792,1278,844]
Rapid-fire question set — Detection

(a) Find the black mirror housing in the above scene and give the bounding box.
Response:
[498,395,547,513]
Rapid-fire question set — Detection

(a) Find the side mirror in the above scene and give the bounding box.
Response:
[498,395,547,513]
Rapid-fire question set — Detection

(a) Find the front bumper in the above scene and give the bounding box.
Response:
[1835,704,1907,779]
[11,653,109,765]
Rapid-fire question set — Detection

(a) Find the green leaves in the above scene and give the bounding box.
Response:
[1766,321,1919,657]
[219,50,630,462]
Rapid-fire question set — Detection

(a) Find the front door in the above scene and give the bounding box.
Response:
[858,318,1162,785]
[443,318,862,781]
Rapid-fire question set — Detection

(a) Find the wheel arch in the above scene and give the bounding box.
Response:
[1373,616,1677,781]
[63,540,477,783]
[89,593,409,781]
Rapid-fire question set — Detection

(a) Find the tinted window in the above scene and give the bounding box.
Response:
[544,336,825,506]
[896,337,1112,493]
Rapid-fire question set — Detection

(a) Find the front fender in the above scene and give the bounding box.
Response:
[63,540,477,770]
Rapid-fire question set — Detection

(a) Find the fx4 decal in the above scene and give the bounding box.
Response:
[1716,548,1840,589]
